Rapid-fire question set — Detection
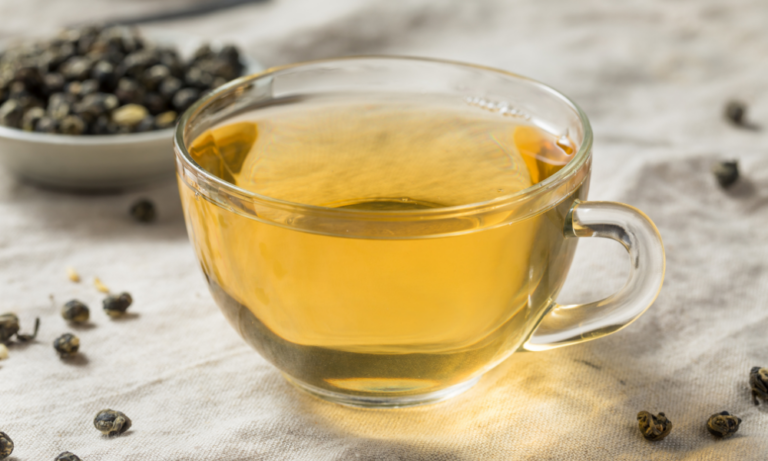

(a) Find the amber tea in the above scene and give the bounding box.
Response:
[177,58,665,409]
[180,95,584,398]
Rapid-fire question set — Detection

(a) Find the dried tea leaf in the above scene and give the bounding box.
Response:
[53,333,80,357]
[707,411,741,438]
[103,292,133,317]
[94,409,132,436]
[0,314,19,343]
[712,160,739,189]
[0,432,13,459]
[750,367,768,405]
[130,199,156,223]
[61,300,90,324]
[94,277,110,294]
[15,317,40,342]
[637,411,672,441]
[724,100,746,126]
[67,266,81,283]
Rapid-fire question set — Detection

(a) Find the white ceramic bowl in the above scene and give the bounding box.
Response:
[0,126,181,189]
[0,34,262,190]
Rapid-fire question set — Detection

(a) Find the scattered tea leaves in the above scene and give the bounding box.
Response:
[53,333,80,357]
[637,411,672,441]
[0,344,8,360]
[712,160,739,189]
[724,100,747,126]
[0,25,245,135]
[706,411,741,438]
[67,266,81,283]
[103,292,133,317]
[94,277,110,294]
[0,432,12,459]
[750,366,768,405]
[94,409,132,436]
[61,300,90,324]
[0,313,38,342]
[130,199,156,223]
[55,452,82,461]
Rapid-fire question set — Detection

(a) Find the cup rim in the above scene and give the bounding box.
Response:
[174,55,593,218]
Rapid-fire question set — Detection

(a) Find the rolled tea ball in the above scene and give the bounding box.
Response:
[142,92,167,115]
[0,313,20,342]
[112,104,148,128]
[637,411,672,441]
[191,43,214,62]
[172,87,200,112]
[61,300,90,323]
[44,73,66,94]
[134,115,155,133]
[94,409,132,436]
[79,79,100,97]
[130,199,156,223]
[158,76,182,100]
[53,333,80,357]
[724,100,746,125]
[154,111,177,130]
[0,431,13,459]
[114,78,145,105]
[712,160,739,189]
[706,411,741,438]
[91,60,116,86]
[60,56,93,81]
[0,100,24,128]
[14,65,44,91]
[184,66,214,89]
[35,116,58,133]
[78,93,118,119]
[750,366,768,405]
[90,115,115,135]
[103,292,133,317]
[55,452,82,461]
[48,93,74,121]
[21,107,46,131]
[59,115,86,135]
[143,64,171,91]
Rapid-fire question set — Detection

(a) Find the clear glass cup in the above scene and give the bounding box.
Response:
[174,57,665,408]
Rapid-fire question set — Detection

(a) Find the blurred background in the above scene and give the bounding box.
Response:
[3,0,765,192]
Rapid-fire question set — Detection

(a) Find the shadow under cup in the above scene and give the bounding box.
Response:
[174,57,663,408]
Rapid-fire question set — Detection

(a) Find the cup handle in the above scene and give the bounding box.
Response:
[523,200,665,351]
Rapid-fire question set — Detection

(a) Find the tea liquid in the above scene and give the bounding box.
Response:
[181,95,586,396]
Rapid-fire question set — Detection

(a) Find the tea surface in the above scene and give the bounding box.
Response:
[181,95,584,396]
[189,95,574,209]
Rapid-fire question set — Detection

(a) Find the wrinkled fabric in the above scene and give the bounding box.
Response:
[2,0,768,459]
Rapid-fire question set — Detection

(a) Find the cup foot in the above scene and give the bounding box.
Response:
[283,374,481,408]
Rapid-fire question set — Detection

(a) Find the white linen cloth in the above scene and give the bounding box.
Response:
[2,0,768,459]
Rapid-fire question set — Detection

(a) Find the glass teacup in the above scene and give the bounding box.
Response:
[174,57,665,408]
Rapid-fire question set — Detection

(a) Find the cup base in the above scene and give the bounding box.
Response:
[283,374,481,408]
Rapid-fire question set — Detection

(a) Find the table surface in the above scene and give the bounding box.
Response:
[2,0,768,459]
